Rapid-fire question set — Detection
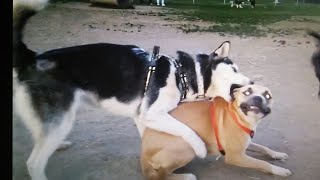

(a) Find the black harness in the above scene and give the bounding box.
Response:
[144,46,189,100]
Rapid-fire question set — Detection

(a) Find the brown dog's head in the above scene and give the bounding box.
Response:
[232,85,273,123]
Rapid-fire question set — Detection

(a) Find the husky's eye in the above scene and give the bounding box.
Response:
[232,67,238,73]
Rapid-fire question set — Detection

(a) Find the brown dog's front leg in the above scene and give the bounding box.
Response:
[247,142,289,160]
[224,154,292,177]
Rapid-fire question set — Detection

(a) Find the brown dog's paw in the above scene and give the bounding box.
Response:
[271,152,288,161]
[271,166,292,177]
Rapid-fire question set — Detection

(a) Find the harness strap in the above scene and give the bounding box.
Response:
[170,59,188,100]
[144,46,160,95]
[210,102,255,156]
[228,104,255,138]
[210,103,225,155]
[143,46,189,101]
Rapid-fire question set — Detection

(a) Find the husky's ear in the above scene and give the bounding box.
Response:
[210,41,231,60]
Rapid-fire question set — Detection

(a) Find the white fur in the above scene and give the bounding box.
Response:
[25,90,81,180]
[206,63,250,101]
[13,0,48,12]
[13,78,43,141]
[271,165,292,177]
[156,0,165,6]
[141,65,207,158]
[194,60,205,96]
[215,42,230,58]
[249,142,288,160]
[168,173,197,180]
[100,97,141,117]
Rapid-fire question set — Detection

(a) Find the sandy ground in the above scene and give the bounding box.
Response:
[13,2,320,180]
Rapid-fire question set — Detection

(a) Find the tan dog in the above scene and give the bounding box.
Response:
[141,85,292,180]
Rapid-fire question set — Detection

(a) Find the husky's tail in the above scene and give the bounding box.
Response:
[13,0,48,68]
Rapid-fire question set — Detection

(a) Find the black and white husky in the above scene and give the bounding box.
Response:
[13,0,252,179]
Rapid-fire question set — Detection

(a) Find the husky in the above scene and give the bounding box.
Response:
[13,0,252,179]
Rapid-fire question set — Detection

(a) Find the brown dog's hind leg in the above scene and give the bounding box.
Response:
[224,154,292,177]
[141,142,195,180]
[247,142,288,160]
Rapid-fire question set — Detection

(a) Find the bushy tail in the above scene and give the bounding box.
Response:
[13,0,48,67]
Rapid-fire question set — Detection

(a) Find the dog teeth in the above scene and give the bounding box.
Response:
[250,106,258,109]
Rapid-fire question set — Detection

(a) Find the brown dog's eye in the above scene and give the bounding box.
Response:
[263,91,272,100]
[243,88,253,96]
[265,93,272,99]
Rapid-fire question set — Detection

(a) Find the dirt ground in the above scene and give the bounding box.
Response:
[12,2,320,180]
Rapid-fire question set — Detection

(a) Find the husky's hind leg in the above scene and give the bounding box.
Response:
[26,109,76,180]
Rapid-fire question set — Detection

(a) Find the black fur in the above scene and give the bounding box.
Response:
[197,54,212,94]
[13,7,36,68]
[15,43,152,122]
[234,0,243,5]
[177,51,198,94]
[308,31,320,97]
[249,0,256,7]
[211,57,233,70]
[147,56,171,106]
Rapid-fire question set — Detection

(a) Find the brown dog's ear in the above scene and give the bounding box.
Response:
[211,41,231,60]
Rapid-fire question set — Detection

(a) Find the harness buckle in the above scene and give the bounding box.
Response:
[144,46,160,94]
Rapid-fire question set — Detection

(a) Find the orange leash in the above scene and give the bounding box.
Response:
[210,102,255,156]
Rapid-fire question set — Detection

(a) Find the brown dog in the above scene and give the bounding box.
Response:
[141,85,292,180]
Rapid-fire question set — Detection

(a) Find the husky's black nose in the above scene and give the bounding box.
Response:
[250,81,255,85]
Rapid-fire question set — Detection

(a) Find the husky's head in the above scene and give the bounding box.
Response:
[205,41,252,102]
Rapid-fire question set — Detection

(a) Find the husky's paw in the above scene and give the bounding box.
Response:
[183,173,197,180]
[271,152,288,161]
[168,173,197,180]
[57,141,72,151]
[271,166,292,177]
[187,134,207,158]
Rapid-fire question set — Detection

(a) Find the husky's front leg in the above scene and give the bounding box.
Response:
[143,111,206,158]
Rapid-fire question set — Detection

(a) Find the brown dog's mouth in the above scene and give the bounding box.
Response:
[240,104,260,114]
[240,103,271,117]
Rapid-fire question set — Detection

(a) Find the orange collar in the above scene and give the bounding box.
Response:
[210,102,255,156]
